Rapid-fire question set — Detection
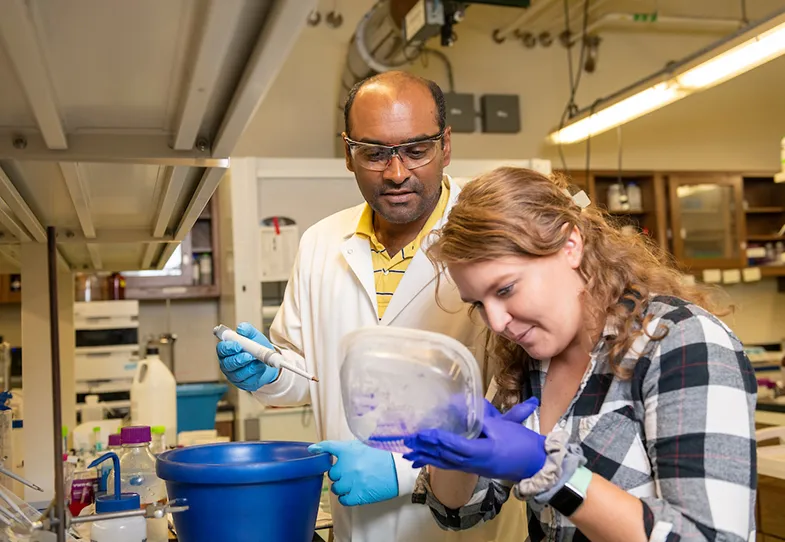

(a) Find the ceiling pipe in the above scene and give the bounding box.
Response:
[570,13,745,45]
[545,0,612,35]
[493,0,560,43]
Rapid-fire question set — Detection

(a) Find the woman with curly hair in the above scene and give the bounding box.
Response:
[403,167,757,542]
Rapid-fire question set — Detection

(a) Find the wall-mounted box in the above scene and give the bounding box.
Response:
[480,94,521,133]
[445,92,476,133]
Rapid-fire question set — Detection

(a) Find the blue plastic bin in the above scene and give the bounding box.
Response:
[157,441,331,542]
[176,383,228,433]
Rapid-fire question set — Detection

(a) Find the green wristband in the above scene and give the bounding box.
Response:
[567,466,593,496]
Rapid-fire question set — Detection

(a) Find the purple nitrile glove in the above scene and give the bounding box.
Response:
[403,397,546,482]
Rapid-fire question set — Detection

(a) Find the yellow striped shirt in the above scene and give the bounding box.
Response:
[356,178,451,320]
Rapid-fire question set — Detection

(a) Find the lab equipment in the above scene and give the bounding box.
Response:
[0,392,13,493]
[339,326,484,453]
[156,441,331,542]
[0,464,42,494]
[175,383,227,434]
[0,340,12,391]
[130,346,177,446]
[74,300,140,413]
[151,426,166,455]
[108,273,126,301]
[80,396,104,424]
[404,398,546,481]
[88,452,147,542]
[69,470,96,517]
[108,426,167,541]
[198,254,212,286]
[308,440,398,506]
[626,182,643,211]
[107,433,122,451]
[214,324,319,383]
[147,333,176,374]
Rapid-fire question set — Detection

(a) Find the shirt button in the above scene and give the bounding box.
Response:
[383,269,389,275]
[347,249,353,255]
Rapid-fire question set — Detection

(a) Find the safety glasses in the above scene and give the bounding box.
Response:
[343,132,444,172]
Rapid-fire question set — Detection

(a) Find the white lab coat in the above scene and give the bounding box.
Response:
[254,180,527,542]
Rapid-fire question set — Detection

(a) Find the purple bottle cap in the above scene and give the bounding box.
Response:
[121,426,151,444]
[108,434,122,447]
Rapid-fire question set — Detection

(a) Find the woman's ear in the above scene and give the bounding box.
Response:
[563,226,584,269]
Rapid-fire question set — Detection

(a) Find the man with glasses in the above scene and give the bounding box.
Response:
[216,71,525,542]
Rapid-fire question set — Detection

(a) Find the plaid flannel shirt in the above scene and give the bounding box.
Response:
[412,295,758,542]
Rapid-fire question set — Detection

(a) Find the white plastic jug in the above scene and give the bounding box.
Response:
[131,347,177,446]
[81,394,104,423]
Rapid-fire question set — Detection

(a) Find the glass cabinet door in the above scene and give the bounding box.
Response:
[668,174,746,270]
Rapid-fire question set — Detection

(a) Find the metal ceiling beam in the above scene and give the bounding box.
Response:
[155,242,181,271]
[0,246,20,267]
[174,0,246,151]
[0,229,174,245]
[140,243,159,269]
[0,165,46,242]
[174,167,226,241]
[56,248,71,272]
[153,166,190,238]
[0,132,229,167]
[0,201,31,242]
[86,245,102,270]
[59,163,95,238]
[212,0,317,157]
[0,0,68,150]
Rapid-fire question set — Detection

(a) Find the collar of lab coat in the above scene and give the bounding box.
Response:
[339,175,461,324]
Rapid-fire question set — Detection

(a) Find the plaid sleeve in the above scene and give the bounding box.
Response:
[633,304,757,542]
[411,468,512,531]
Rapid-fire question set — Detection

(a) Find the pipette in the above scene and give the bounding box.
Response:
[213,325,319,383]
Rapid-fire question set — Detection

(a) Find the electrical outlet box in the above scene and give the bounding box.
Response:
[480,94,521,134]
[444,93,476,133]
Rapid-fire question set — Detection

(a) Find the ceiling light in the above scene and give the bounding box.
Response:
[548,7,785,145]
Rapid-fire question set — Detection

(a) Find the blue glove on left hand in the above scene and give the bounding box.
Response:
[403,397,546,482]
[308,440,398,507]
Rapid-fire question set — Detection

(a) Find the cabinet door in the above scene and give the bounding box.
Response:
[668,174,746,270]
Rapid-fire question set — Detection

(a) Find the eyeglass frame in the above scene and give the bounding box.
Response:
[342,131,446,171]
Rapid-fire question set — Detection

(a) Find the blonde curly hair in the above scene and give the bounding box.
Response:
[428,167,731,409]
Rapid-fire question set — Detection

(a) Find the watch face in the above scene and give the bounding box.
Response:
[549,483,584,517]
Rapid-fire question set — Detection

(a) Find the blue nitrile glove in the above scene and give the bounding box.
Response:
[308,440,399,506]
[216,322,280,392]
[403,397,546,482]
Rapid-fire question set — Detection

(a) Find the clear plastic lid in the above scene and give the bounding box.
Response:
[340,326,485,453]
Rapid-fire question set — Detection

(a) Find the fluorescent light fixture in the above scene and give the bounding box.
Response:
[548,7,785,145]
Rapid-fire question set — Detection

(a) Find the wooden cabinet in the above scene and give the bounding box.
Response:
[759,475,785,541]
[558,170,669,252]
[591,173,668,252]
[556,169,785,275]
[0,274,20,304]
[124,194,222,300]
[667,173,746,270]
[743,175,785,277]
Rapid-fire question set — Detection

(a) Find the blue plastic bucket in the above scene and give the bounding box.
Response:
[176,383,228,432]
[157,441,331,542]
